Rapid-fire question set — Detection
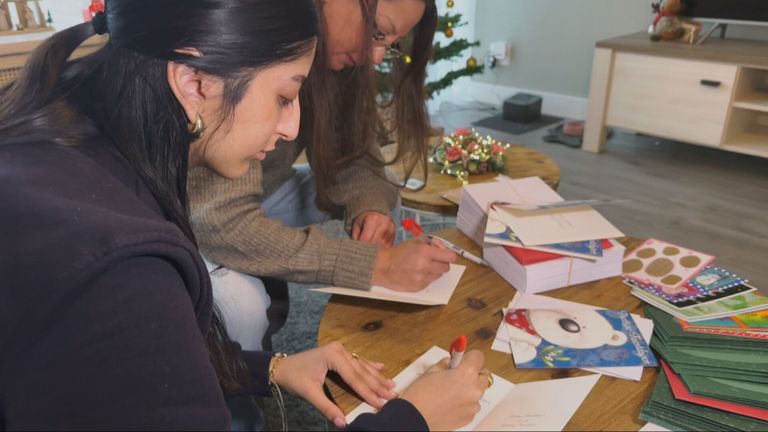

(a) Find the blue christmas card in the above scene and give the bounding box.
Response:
[485,205,605,259]
[504,308,657,369]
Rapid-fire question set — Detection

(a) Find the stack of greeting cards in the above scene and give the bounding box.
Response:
[458,176,626,293]
[677,310,768,340]
[622,239,768,321]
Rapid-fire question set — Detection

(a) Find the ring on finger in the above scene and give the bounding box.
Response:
[482,372,494,388]
[351,352,360,360]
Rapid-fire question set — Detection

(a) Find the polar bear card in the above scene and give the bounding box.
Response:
[504,308,657,369]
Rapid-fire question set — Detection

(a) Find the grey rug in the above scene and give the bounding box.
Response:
[473,113,562,135]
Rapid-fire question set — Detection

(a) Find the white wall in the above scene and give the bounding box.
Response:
[1,0,85,44]
[469,0,768,113]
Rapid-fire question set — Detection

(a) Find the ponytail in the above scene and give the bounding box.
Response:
[0,24,100,147]
[0,23,95,119]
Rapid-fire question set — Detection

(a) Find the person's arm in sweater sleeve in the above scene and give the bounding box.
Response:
[188,163,378,290]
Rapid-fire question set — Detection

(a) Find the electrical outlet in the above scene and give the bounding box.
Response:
[489,40,510,66]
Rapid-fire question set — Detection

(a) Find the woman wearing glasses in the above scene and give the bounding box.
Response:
[188,0,453,352]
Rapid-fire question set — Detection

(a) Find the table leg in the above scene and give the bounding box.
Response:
[583,47,615,153]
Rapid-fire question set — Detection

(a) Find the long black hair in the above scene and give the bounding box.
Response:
[0,0,319,392]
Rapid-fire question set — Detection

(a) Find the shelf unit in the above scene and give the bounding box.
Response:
[723,67,768,157]
[585,32,768,159]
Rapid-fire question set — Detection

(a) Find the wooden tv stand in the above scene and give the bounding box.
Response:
[584,32,768,159]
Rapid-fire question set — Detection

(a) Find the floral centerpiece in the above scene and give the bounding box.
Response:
[429,128,511,184]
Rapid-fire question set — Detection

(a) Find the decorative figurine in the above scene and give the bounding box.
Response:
[648,0,686,42]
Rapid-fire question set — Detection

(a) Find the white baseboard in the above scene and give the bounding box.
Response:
[465,81,589,121]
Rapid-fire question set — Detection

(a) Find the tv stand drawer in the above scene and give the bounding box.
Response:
[606,52,737,147]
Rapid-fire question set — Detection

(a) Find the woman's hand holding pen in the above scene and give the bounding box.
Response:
[271,342,397,429]
[400,350,490,431]
[372,241,457,292]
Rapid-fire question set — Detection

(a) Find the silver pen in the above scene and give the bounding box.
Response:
[428,234,489,266]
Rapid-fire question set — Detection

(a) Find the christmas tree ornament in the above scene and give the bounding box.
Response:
[447,0,455,8]
[376,9,484,101]
[466,56,478,69]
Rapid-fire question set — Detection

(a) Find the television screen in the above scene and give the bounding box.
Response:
[680,0,768,24]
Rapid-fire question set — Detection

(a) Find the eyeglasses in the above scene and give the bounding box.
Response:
[373,24,409,62]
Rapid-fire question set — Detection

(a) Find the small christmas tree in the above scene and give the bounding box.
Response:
[375,0,483,144]
[426,7,484,98]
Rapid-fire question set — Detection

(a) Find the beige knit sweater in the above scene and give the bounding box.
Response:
[187,139,398,290]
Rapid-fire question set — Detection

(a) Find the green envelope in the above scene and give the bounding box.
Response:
[681,374,768,409]
[640,370,768,431]
[650,335,768,376]
[644,306,768,408]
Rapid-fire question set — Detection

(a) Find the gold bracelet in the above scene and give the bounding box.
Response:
[269,353,289,432]
[269,352,288,384]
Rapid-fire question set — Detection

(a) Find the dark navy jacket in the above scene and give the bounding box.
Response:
[0,137,426,431]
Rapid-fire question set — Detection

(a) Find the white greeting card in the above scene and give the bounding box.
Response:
[311,264,466,305]
[347,346,599,431]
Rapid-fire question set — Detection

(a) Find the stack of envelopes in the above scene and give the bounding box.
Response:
[640,306,768,430]
[641,369,768,431]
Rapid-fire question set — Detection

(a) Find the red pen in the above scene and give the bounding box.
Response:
[401,218,431,243]
[449,335,467,369]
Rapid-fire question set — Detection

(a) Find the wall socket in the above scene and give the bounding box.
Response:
[489,40,510,66]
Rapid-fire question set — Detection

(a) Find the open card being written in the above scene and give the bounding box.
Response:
[346,346,600,431]
[311,264,466,305]
[490,176,624,246]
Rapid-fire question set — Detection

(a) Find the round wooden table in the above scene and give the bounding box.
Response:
[382,144,561,215]
[317,229,655,431]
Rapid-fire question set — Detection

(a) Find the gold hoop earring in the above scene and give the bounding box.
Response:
[188,113,205,139]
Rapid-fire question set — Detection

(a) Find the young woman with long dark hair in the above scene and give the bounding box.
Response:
[0,0,489,429]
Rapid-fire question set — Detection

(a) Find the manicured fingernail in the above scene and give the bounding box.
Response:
[388,379,396,386]
[373,362,385,369]
[388,390,398,399]
[334,416,346,428]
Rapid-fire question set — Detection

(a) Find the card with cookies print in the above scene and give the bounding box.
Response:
[622,239,715,291]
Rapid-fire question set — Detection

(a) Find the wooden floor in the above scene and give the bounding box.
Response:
[433,104,768,290]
